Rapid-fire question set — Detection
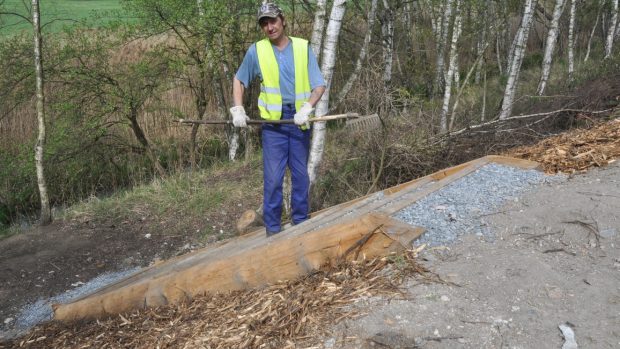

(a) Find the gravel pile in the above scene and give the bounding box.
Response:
[393,163,565,246]
[6,267,139,333]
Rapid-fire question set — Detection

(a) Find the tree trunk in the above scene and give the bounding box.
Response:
[584,2,601,62]
[537,0,567,95]
[310,0,328,62]
[308,0,348,185]
[129,108,165,177]
[496,33,503,75]
[330,0,378,112]
[32,0,52,225]
[434,0,454,96]
[381,0,394,85]
[475,1,489,84]
[449,43,488,131]
[499,0,538,120]
[567,0,577,82]
[481,68,487,121]
[439,0,462,133]
[604,0,619,59]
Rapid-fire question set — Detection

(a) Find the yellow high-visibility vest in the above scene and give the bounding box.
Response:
[256,36,312,120]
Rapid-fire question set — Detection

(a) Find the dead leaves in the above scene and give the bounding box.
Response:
[506,119,620,173]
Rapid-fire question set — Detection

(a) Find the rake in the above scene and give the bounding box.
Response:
[176,113,381,131]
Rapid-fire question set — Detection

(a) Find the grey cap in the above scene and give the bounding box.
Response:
[257,2,283,22]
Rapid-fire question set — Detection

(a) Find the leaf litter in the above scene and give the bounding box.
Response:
[506,118,620,173]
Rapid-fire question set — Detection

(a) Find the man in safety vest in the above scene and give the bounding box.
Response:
[230,2,326,237]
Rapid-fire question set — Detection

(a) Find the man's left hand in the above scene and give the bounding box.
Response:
[294,102,314,127]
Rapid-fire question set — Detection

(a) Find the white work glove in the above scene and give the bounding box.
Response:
[229,106,249,128]
[294,102,314,127]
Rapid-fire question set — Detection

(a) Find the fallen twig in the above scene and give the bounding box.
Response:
[563,219,601,244]
[577,191,620,199]
[524,229,565,240]
[543,248,577,256]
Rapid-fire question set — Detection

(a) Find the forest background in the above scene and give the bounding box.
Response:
[0,0,619,236]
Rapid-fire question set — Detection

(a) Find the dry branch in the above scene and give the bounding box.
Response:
[444,108,614,139]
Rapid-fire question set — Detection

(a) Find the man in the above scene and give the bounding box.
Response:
[231,2,326,237]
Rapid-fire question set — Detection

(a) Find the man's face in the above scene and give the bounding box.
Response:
[259,16,285,41]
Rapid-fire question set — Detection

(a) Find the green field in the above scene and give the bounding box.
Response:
[0,0,128,35]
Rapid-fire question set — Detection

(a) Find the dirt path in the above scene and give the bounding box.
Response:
[326,162,620,348]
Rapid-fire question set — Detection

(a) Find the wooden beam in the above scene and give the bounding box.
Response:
[53,213,423,322]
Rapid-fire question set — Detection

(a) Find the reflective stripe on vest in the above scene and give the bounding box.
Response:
[256,37,312,120]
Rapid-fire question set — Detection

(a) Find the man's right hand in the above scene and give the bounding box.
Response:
[229,106,249,128]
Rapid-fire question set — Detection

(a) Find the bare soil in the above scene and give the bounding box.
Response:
[0,188,256,339]
[0,218,194,325]
[327,161,620,348]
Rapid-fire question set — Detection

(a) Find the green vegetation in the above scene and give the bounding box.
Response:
[62,155,263,236]
[0,0,126,34]
[0,0,618,237]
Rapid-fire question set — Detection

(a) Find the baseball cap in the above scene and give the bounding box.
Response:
[257,2,283,22]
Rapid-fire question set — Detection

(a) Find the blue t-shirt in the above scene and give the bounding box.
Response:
[235,38,326,105]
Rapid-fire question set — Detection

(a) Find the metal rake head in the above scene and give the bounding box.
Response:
[344,113,382,132]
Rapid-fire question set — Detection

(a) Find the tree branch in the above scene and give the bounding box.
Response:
[440,108,616,140]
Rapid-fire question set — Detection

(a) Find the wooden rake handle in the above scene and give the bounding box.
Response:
[176,113,359,125]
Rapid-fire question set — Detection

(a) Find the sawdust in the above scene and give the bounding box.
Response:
[2,252,431,349]
[505,118,620,174]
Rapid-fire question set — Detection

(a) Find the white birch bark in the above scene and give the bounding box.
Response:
[584,2,601,62]
[496,34,503,75]
[32,0,52,225]
[381,0,394,84]
[330,0,378,111]
[481,69,487,121]
[198,0,239,161]
[604,0,619,59]
[311,0,328,62]
[537,0,567,95]
[434,0,454,94]
[475,1,489,84]
[430,2,441,42]
[439,0,462,132]
[499,0,538,120]
[308,0,347,185]
[567,0,576,81]
[449,42,489,130]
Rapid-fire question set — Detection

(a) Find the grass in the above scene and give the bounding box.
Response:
[61,155,264,237]
[0,0,127,35]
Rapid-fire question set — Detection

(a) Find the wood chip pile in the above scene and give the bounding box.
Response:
[5,251,431,349]
[505,118,620,173]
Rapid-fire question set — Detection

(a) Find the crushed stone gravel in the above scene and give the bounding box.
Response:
[7,268,139,333]
[392,163,566,246]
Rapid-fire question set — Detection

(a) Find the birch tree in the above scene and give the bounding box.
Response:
[380,0,394,84]
[308,0,347,185]
[537,0,567,95]
[197,0,239,161]
[567,0,577,81]
[605,0,619,59]
[585,1,602,62]
[32,0,52,225]
[330,0,378,111]
[499,0,538,120]
[439,0,462,132]
[310,0,327,61]
[475,0,490,85]
[434,0,454,95]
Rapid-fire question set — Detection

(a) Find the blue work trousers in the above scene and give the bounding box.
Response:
[262,104,311,234]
